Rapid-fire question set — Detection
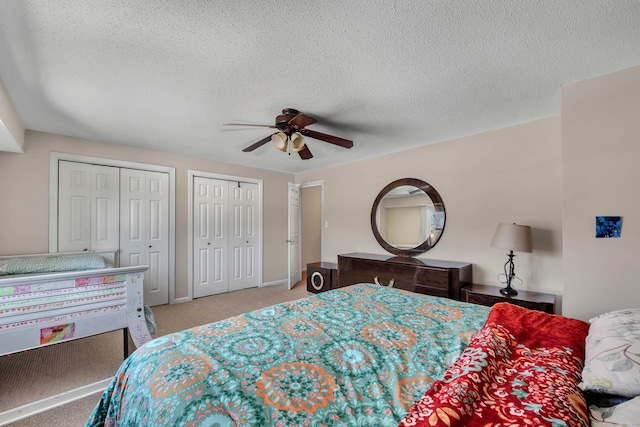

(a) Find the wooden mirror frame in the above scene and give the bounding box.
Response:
[370,178,446,257]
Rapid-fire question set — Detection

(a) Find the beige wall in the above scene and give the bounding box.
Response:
[298,117,565,302]
[562,65,640,320]
[0,130,294,300]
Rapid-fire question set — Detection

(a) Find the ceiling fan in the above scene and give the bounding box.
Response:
[224,108,353,160]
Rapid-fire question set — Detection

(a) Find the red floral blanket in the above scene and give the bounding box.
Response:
[399,303,590,427]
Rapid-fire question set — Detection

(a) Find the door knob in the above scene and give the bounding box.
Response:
[286,239,294,243]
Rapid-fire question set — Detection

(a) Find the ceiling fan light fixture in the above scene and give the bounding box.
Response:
[290,133,306,152]
[227,109,353,160]
[271,132,288,152]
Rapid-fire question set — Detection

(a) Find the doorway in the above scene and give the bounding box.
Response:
[301,185,322,266]
[297,181,324,285]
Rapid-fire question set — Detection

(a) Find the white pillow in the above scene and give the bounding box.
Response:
[590,396,640,426]
[580,309,640,397]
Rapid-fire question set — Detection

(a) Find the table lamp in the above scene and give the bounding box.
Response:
[490,223,533,296]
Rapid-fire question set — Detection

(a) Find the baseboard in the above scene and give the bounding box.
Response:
[0,378,111,426]
[262,268,311,288]
[261,279,287,287]
[173,295,192,304]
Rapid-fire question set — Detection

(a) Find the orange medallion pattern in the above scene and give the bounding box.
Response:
[256,362,337,412]
[150,356,211,398]
[361,321,416,348]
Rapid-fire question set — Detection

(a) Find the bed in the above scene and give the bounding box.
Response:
[86,283,605,427]
[0,250,151,359]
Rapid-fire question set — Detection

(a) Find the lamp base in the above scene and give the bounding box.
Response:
[500,286,518,296]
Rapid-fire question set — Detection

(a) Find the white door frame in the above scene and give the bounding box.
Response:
[187,170,263,301]
[49,152,177,303]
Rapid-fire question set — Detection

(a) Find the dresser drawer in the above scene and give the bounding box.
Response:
[337,253,472,300]
[462,284,556,314]
[338,261,445,288]
[339,270,449,298]
[374,270,449,292]
[413,267,449,289]
[399,282,449,298]
[336,270,375,288]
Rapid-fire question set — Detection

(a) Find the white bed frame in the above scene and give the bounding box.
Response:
[0,250,151,359]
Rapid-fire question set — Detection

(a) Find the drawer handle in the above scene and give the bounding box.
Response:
[373,276,395,288]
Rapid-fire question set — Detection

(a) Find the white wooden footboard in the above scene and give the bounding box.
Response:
[0,252,150,357]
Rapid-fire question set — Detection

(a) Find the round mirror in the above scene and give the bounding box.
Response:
[371,178,446,257]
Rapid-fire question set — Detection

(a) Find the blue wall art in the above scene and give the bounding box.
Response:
[595,216,621,238]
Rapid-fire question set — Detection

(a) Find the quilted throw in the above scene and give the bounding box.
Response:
[3,254,106,275]
[86,284,489,427]
[399,302,591,427]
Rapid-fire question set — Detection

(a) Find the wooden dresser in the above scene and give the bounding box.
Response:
[337,252,472,300]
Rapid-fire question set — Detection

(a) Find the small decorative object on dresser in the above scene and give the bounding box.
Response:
[462,283,556,314]
[337,252,472,300]
[306,262,337,293]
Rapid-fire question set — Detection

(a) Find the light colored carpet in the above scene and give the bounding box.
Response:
[1,280,310,426]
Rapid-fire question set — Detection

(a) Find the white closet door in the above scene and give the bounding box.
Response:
[91,166,121,251]
[229,182,259,291]
[58,161,119,253]
[146,171,170,305]
[193,177,229,297]
[242,182,259,289]
[120,169,169,306]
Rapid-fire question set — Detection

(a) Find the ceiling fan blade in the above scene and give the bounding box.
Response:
[298,145,313,160]
[288,113,317,129]
[300,129,353,148]
[224,123,277,129]
[242,134,274,152]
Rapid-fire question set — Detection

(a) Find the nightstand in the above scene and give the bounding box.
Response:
[462,284,556,314]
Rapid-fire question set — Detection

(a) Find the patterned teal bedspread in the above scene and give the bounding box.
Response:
[86,284,490,427]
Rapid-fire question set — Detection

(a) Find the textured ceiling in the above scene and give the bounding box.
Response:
[1,1,639,174]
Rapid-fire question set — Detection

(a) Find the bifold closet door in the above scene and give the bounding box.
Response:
[228,182,259,291]
[58,161,120,253]
[193,177,229,298]
[120,168,170,306]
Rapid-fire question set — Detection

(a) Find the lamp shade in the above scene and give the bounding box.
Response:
[290,133,306,152]
[271,133,287,152]
[491,223,533,253]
